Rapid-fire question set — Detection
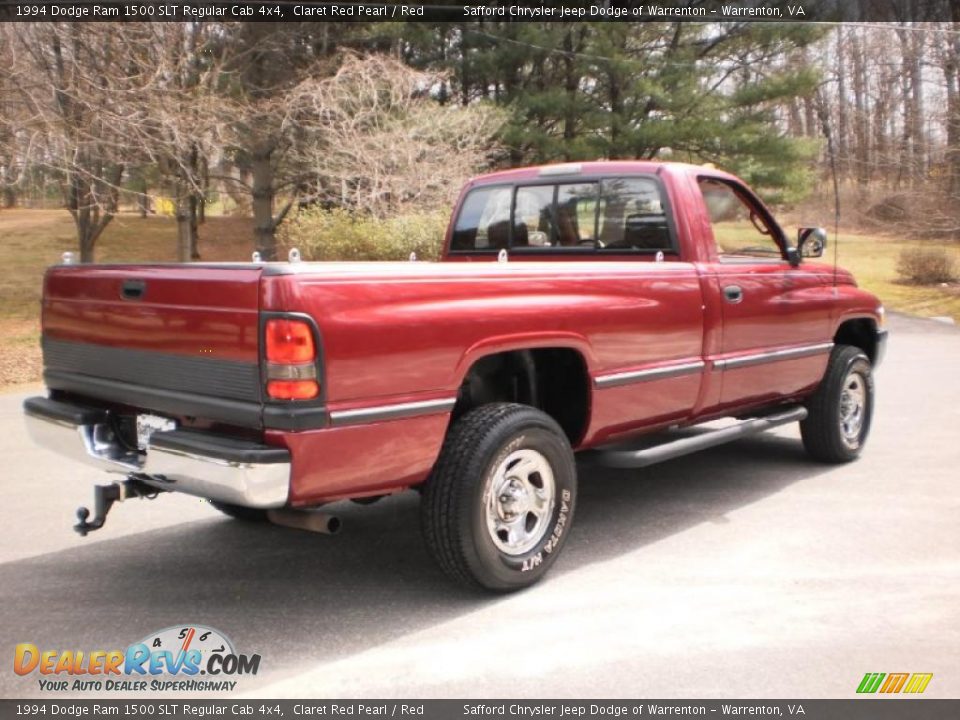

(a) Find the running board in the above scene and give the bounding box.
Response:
[585,406,808,470]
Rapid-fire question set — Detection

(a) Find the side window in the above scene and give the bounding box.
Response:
[598,178,672,251]
[513,183,599,248]
[513,185,556,247]
[556,183,599,247]
[698,178,783,259]
[450,187,513,250]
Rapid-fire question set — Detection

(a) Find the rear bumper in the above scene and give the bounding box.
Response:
[23,397,290,508]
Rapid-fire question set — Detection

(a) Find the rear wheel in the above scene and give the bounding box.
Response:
[801,345,874,463]
[421,403,577,592]
[209,500,268,522]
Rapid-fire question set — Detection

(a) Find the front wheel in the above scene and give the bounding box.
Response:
[801,345,874,463]
[420,403,577,592]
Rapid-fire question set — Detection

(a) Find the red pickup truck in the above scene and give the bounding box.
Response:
[24,161,886,591]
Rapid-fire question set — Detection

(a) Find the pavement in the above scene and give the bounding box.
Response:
[0,312,957,699]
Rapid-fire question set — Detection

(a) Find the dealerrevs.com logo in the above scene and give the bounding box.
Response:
[14,625,261,693]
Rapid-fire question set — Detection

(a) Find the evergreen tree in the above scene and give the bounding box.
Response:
[402,22,825,199]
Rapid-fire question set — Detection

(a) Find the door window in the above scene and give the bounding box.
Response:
[698,178,783,259]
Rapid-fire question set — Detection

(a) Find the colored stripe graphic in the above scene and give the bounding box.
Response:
[857,672,933,694]
[857,673,885,693]
[880,673,909,693]
[903,673,933,694]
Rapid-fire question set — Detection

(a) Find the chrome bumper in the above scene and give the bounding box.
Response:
[23,397,290,509]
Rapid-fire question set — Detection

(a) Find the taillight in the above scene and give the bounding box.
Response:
[266,319,315,363]
[265,318,319,400]
[267,379,318,400]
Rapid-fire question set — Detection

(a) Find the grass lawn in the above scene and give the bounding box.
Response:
[0,209,253,386]
[0,209,957,388]
[832,233,960,320]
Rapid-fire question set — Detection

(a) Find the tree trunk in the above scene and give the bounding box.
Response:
[79,214,95,264]
[835,28,849,178]
[905,28,926,188]
[945,43,960,197]
[561,28,578,160]
[197,154,208,225]
[851,30,870,191]
[174,178,195,263]
[135,175,149,218]
[189,194,200,260]
[251,145,277,260]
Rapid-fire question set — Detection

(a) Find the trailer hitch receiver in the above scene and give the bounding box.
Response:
[74,477,163,537]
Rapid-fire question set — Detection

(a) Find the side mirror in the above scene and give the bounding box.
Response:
[797,227,827,259]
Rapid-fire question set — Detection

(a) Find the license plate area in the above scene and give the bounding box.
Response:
[136,414,178,451]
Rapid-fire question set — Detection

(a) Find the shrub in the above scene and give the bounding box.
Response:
[280,208,447,262]
[895,247,959,285]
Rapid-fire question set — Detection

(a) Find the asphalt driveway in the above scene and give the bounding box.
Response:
[1,313,957,699]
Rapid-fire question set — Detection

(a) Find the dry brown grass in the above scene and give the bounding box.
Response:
[0,209,253,387]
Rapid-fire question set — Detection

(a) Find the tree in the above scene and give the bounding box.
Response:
[124,23,228,261]
[401,22,824,198]
[4,23,145,261]
[0,32,20,209]
[287,53,503,218]
[216,24,372,260]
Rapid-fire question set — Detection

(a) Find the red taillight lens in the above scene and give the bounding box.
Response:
[267,379,319,400]
[265,318,320,400]
[266,319,316,364]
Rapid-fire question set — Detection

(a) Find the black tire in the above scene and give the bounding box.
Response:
[209,500,268,522]
[801,344,874,463]
[421,403,577,592]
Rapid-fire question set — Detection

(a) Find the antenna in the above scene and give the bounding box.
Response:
[816,90,841,287]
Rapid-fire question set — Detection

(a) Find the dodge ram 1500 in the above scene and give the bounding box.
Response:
[24,161,887,591]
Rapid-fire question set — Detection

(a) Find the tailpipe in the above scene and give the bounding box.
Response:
[267,509,341,535]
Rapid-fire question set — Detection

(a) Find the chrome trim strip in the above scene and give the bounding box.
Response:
[595,360,705,389]
[329,398,457,427]
[713,342,834,371]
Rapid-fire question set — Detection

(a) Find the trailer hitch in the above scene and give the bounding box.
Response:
[74,476,163,537]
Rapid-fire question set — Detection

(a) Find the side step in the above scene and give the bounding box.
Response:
[586,406,808,469]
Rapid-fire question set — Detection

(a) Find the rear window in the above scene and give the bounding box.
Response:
[450,187,512,250]
[449,176,672,253]
[597,178,671,251]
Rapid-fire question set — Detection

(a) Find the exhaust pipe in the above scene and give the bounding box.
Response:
[267,509,341,535]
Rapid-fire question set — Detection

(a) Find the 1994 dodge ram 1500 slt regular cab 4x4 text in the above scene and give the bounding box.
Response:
[24,161,887,591]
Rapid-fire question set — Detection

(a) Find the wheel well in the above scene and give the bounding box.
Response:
[453,348,590,445]
[833,318,879,362]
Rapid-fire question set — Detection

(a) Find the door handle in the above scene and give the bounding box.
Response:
[120,279,146,301]
[723,285,743,304]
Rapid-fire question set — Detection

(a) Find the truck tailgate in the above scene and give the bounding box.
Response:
[41,264,264,427]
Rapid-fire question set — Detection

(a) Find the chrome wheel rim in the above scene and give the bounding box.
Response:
[839,371,867,448]
[485,448,556,556]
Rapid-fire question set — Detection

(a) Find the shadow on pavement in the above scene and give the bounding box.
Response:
[0,432,828,695]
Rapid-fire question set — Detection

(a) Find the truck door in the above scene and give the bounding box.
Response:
[697,177,833,411]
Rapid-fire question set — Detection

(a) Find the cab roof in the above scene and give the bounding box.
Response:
[467,160,737,187]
